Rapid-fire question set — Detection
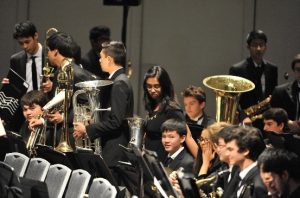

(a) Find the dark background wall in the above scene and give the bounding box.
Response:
[0,0,299,118]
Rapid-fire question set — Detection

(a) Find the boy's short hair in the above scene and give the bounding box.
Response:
[263,108,289,129]
[21,90,48,108]
[161,118,187,136]
[258,148,300,181]
[246,30,267,45]
[13,21,37,39]
[182,85,206,103]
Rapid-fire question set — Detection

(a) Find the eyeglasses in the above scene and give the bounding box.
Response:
[197,137,210,143]
[146,84,161,91]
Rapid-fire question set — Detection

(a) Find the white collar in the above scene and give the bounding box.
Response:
[108,67,122,79]
[239,161,257,180]
[27,43,42,59]
[169,146,184,159]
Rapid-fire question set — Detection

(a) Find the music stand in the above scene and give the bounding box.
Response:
[119,145,153,197]
[35,145,74,169]
[143,149,179,198]
[0,131,28,161]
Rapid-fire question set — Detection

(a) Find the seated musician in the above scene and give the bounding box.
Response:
[161,118,194,174]
[223,125,268,198]
[182,85,215,141]
[19,90,50,145]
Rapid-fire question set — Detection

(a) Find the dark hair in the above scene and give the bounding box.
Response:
[89,25,110,41]
[258,148,300,181]
[263,108,289,131]
[182,85,206,103]
[71,42,81,65]
[246,30,267,45]
[161,119,187,136]
[47,32,75,58]
[143,66,176,113]
[101,41,126,66]
[291,53,300,71]
[211,124,235,144]
[21,90,48,108]
[13,21,37,39]
[224,125,266,161]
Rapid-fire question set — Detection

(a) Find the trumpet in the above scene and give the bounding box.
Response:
[26,115,47,156]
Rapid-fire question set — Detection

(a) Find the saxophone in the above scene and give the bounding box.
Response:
[244,95,272,121]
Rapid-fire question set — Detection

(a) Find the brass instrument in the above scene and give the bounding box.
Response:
[244,95,272,121]
[203,75,255,124]
[55,58,74,152]
[127,116,144,150]
[195,169,230,198]
[26,115,47,156]
[73,80,113,153]
[40,28,57,84]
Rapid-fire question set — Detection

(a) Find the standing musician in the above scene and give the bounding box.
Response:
[1,21,44,132]
[43,31,95,147]
[229,30,278,128]
[73,41,134,176]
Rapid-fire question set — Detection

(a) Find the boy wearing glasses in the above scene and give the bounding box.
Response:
[161,118,194,173]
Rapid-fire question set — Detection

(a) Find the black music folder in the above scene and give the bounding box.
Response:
[0,68,28,129]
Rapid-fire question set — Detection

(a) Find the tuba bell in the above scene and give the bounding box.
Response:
[203,75,255,124]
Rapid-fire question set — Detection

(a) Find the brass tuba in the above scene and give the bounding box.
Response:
[203,75,255,124]
[55,58,74,152]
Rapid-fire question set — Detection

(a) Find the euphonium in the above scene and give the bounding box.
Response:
[244,95,272,121]
[26,115,47,156]
[55,58,74,152]
[203,75,255,124]
[73,80,113,153]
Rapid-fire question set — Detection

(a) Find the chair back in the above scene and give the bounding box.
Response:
[4,152,29,177]
[64,169,91,198]
[25,157,50,181]
[88,178,117,198]
[45,164,71,198]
